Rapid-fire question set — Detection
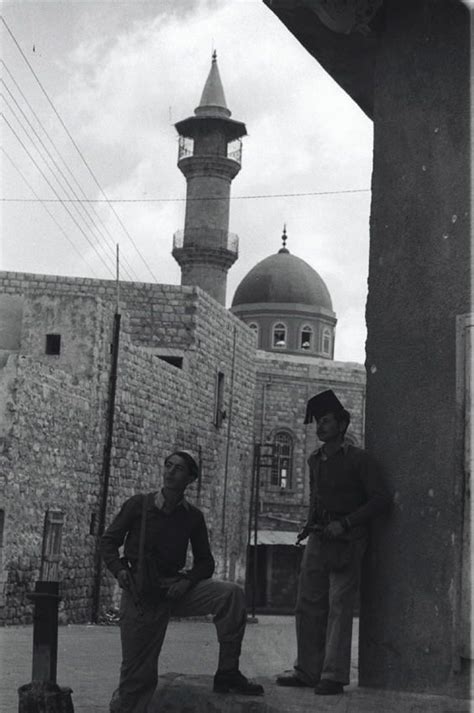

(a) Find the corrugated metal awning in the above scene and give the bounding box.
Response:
[251,530,302,546]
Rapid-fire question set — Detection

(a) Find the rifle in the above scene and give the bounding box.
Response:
[119,558,144,616]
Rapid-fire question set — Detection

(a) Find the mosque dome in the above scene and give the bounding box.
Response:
[231,228,337,359]
[231,230,333,311]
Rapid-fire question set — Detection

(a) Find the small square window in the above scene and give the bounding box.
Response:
[45,334,61,355]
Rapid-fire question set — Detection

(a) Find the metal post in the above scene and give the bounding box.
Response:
[221,325,238,534]
[115,244,120,313]
[251,444,261,620]
[197,444,203,504]
[91,310,121,623]
[18,512,74,712]
[30,582,60,683]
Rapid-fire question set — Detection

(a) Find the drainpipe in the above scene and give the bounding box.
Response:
[91,306,121,623]
[221,325,238,573]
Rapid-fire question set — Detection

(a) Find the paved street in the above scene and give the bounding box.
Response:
[2,616,471,713]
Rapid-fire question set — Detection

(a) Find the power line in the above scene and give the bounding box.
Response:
[0,187,371,203]
[1,16,157,282]
[1,111,116,277]
[1,90,120,276]
[1,146,100,277]
[1,97,118,276]
[0,77,137,281]
[0,60,140,281]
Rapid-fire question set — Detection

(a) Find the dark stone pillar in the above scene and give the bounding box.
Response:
[360,0,471,695]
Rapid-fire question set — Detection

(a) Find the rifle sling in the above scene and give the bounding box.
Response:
[136,493,148,593]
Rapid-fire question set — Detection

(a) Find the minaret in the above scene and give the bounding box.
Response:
[172,52,247,305]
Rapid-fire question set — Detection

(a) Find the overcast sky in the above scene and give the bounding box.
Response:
[0,0,373,363]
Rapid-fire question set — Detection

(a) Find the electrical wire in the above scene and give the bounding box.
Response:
[1,17,157,281]
[1,80,137,281]
[1,111,116,277]
[1,145,100,277]
[0,187,371,203]
[0,60,140,281]
[1,96,118,275]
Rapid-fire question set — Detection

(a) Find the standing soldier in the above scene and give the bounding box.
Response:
[276,390,391,695]
[102,449,264,713]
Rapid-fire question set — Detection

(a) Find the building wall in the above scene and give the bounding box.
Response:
[246,350,366,611]
[232,306,336,358]
[361,0,471,695]
[0,274,257,623]
[255,351,366,523]
[0,295,112,624]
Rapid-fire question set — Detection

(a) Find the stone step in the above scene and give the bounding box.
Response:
[151,673,274,713]
[150,673,472,713]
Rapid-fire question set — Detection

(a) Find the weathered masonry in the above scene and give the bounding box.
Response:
[0,275,256,623]
[264,0,472,698]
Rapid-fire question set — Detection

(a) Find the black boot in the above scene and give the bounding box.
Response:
[213,670,264,696]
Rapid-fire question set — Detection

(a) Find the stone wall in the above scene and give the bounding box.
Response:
[0,272,196,351]
[361,0,471,695]
[0,295,112,624]
[254,351,366,526]
[0,274,257,623]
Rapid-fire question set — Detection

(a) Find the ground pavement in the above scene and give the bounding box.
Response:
[2,616,471,713]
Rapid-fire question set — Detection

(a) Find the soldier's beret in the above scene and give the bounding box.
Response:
[304,389,345,424]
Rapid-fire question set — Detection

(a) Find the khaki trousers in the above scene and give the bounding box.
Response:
[109,578,247,713]
[294,532,367,686]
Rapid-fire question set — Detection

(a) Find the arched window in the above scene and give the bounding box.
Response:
[300,325,313,350]
[270,431,293,489]
[248,322,259,347]
[273,323,287,348]
[322,327,332,355]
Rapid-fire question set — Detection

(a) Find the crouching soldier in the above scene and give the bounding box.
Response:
[101,449,264,713]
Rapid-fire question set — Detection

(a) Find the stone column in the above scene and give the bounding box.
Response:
[360,0,471,696]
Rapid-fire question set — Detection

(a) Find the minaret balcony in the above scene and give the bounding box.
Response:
[173,228,239,256]
[178,136,242,166]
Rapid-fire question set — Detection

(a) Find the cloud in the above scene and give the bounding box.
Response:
[2,0,373,363]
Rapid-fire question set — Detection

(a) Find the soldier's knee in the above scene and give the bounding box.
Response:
[219,580,245,604]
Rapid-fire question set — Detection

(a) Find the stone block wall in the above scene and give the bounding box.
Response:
[0,295,113,623]
[0,273,257,622]
[0,272,196,351]
[254,351,366,527]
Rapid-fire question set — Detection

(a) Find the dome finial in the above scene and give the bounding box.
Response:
[279,224,289,254]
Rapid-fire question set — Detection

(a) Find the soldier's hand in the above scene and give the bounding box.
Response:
[165,578,192,600]
[117,569,132,590]
[296,526,310,544]
[323,521,345,539]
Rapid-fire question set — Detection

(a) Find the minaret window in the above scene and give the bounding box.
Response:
[300,325,313,350]
[322,328,332,355]
[227,139,242,165]
[248,322,259,347]
[270,431,293,489]
[273,323,287,348]
[178,136,193,160]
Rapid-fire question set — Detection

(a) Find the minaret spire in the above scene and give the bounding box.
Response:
[172,56,247,305]
[195,51,230,119]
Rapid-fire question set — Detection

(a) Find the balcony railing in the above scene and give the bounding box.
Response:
[178,137,242,166]
[178,136,194,161]
[173,229,239,256]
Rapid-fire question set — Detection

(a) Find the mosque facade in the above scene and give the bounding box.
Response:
[0,55,365,622]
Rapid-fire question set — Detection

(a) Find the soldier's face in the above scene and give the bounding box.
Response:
[163,454,193,490]
[316,412,343,442]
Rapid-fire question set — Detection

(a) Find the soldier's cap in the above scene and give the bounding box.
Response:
[304,389,346,424]
[165,450,199,480]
